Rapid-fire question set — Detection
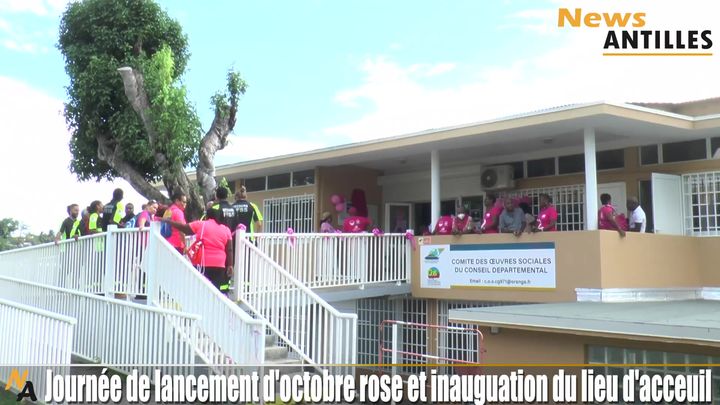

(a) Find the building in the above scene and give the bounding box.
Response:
[211,97,720,383]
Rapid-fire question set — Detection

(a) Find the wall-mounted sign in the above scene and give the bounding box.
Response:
[420,242,556,289]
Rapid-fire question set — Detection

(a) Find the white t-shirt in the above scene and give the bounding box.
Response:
[630,206,647,233]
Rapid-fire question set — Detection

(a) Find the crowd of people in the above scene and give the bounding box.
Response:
[53,186,263,294]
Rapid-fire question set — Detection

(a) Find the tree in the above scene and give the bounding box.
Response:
[58,0,245,219]
[0,218,54,251]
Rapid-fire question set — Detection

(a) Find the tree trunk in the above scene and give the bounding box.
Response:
[196,102,238,202]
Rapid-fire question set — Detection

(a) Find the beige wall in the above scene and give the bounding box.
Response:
[412,231,720,302]
[411,232,603,303]
[316,165,384,231]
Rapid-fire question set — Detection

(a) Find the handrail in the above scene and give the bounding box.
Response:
[236,236,357,373]
[0,297,78,325]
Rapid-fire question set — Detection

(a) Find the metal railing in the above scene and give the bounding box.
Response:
[0,298,74,402]
[146,223,266,369]
[250,232,411,289]
[0,276,198,380]
[235,236,357,374]
[0,227,149,297]
[378,320,484,375]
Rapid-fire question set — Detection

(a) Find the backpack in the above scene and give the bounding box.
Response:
[186,222,205,267]
[160,209,173,238]
[125,214,138,229]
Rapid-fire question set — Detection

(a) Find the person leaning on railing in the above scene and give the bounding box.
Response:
[162,205,233,294]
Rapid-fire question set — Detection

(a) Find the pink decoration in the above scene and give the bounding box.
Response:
[405,230,417,250]
[330,194,342,205]
[334,202,345,212]
[348,207,357,216]
[372,228,384,236]
[287,227,296,248]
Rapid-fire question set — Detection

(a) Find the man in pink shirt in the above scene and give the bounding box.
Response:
[535,193,558,232]
[478,195,502,234]
[164,190,188,254]
[452,206,473,235]
[433,215,454,235]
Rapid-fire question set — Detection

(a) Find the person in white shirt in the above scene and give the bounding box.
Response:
[626,197,646,233]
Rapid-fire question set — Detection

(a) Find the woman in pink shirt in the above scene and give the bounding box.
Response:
[319,212,336,233]
[536,193,558,232]
[479,195,502,234]
[598,193,626,237]
[162,206,233,293]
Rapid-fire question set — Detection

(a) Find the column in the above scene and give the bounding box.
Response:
[430,150,440,232]
[584,128,598,230]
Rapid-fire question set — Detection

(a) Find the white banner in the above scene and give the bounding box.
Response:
[420,242,556,289]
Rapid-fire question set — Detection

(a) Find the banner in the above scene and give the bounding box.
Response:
[420,242,556,289]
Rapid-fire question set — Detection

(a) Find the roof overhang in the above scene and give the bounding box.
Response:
[450,300,720,347]
[200,101,720,180]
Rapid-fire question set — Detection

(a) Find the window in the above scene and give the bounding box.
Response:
[267,173,291,190]
[597,149,625,170]
[501,184,585,231]
[527,158,556,177]
[640,145,659,165]
[682,172,720,236]
[558,154,584,174]
[292,169,315,186]
[662,139,707,163]
[711,137,720,159]
[263,194,315,233]
[243,177,265,192]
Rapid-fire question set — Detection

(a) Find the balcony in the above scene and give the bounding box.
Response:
[411,231,720,303]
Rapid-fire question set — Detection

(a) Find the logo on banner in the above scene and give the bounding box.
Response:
[424,248,445,262]
[427,267,440,279]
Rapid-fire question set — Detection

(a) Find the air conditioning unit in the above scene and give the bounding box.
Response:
[481,165,515,190]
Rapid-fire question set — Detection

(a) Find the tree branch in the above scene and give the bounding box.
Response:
[196,100,238,202]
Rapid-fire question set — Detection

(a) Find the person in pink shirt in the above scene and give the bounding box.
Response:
[433,215,454,235]
[319,212,336,233]
[136,199,159,228]
[452,206,473,235]
[163,191,188,254]
[162,206,233,293]
[598,193,626,237]
[535,193,558,232]
[478,195,502,234]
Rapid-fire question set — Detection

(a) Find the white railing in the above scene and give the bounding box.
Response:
[0,276,199,380]
[145,223,265,369]
[0,227,149,297]
[0,298,74,402]
[250,233,411,289]
[235,237,357,373]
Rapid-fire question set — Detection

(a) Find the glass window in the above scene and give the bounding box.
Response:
[558,154,584,174]
[503,162,524,179]
[597,149,625,170]
[267,173,291,190]
[711,137,720,159]
[640,145,659,165]
[292,169,315,186]
[526,158,556,177]
[244,177,266,192]
[662,139,707,163]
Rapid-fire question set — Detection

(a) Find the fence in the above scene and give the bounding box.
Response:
[0,276,197,381]
[250,232,411,289]
[146,223,266,370]
[235,237,357,374]
[0,298,74,403]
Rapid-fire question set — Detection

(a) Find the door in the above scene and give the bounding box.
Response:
[651,173,683,235]
[598,182,627,216]
[385,203,413,233]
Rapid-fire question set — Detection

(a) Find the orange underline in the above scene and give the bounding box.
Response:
[603,52,713,56]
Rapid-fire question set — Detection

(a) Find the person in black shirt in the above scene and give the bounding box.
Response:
[54,204,81,244]
[119,203,135,227]
[232,186,262,234]
[215,187,237,231]
[102,188,125,231]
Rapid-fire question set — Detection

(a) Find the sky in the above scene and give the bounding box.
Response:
[1,0,719,233]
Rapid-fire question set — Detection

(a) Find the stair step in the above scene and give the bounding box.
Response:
[265,358,304,374]
[264,345,289,361]
[265,334,277,347]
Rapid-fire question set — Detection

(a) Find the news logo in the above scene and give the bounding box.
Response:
[4,368,37,402]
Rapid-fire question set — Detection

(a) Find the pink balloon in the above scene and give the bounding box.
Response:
[330,194,341,205]
[335,203,345,212]
[348,207,357,216]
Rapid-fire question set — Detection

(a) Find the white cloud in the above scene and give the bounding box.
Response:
[0,76,148,233]
[326,1,720,142]
[215,135,329,165]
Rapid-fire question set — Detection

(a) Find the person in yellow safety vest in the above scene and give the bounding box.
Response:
[87,200,104,234]
[102,188,125,231]
[55,204,81,244]
[231,186,263,240]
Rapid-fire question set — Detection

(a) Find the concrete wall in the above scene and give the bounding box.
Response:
[316,165,384,231]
